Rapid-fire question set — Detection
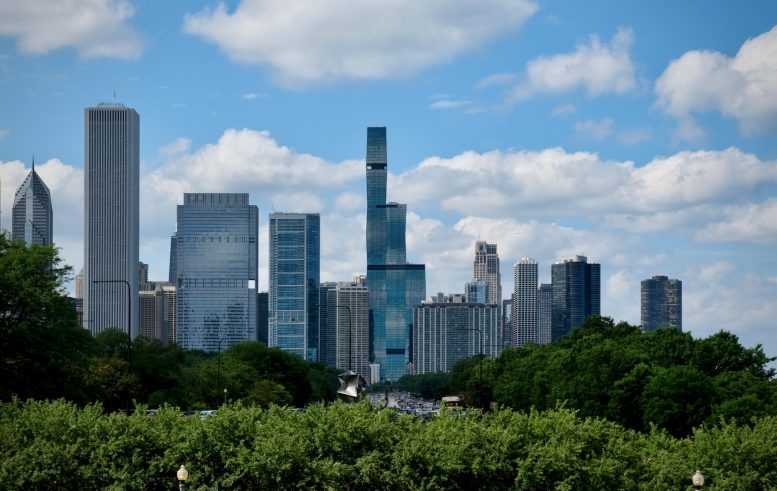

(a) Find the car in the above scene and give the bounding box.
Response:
[199,410,218,419]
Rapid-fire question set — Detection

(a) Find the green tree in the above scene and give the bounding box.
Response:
[642,365,718,437]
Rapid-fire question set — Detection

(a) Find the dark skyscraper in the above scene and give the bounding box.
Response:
[83,103,139,338]
[641,276,682,332]
[257,292,269,344]
[318,282,338,367]
[12,159,52,246]
[365,127,426,381]
[551,255,600,341]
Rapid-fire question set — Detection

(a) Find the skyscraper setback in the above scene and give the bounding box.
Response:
[365,127,426,381]
[551,255,600,341]
[473,241,501,306]
[83,103,139,338]
[269,212,320,361]
[174,193,258,352]
[641,276,682,332]
[12,159,52,246]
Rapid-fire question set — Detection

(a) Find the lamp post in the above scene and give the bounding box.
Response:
[92,279,132,412]
[223,387,228,405]
[336,305,353,372]
[692,470,704,490]
[459,327,483,410]
[176,465,189,491]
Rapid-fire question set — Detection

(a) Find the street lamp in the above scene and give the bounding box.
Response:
[336,305,353,372]
[216,337,226,407]
[458,327,483,410]
[692,470,704,490]
[176,465,189,491]
[92,279,132,412]
[223,387,228,405]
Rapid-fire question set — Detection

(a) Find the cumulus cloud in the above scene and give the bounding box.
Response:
[618,127,652,146]
[158,137,191,156]
[0,128,9,139]
[0,0,142,59]
[655,25,777,134]
[183,0,537,86]
[510,27,637,102]
[694,199,777,244]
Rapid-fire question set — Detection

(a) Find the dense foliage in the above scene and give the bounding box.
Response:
[1,399,775,490]
[397,317,777,437]
[0,233,339,410]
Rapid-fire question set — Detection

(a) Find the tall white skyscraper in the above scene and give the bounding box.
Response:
[12,159,53,246]
[334,279,369,379]
[513,257,538,347]
[83,103,139,338]
[473,241,501,305]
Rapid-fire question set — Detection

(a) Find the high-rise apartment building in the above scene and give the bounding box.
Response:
[473,241,501,306]
[502,297,513,347]
[412,299,500,375]
[334,279,370,379]
[641,276,682,332]
[83,103,139,338]
[465,281,489,304]
[257,292,269,344]
[365,127,426,381]
[319,282,338,367]
[538,283,552,344]
[269,212,320,361]
[551,255,600,341]
[12,159,52,246]
[174,193,258,352]
[513,257,538,347]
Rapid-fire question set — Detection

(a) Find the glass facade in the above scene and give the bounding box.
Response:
[269,213,320,361]
[12,162,53,246]
[365,127,426,381]
[641,276,682,332]
[513,258,538,347]
[551,255,600,341]
[174,193,258,352]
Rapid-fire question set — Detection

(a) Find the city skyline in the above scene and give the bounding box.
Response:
[0,2,776,359]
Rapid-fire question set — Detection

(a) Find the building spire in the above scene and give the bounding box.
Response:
[31,154,35,172]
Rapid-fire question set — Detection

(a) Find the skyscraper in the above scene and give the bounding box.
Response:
[335,279,370,379]
[12,159,52,246]
[551,255,600,341]
[513,257,538,347]
[465,281,489,304]
[268,212,320,361]
[83,103,139,338]
[641,276,682,332]
[174,193,258,352]
[319,281,338,367]
[473,241,501,306]
[365,127,426,381]
[538,283,552,344]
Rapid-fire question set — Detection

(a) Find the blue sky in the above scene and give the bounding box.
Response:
[1,0,776,356]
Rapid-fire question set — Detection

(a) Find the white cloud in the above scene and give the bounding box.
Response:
[158,137,191,156]
[474,72,518,90]
[655,25,777,134]
[242,93,258,100]
[0,128,9,139]
[183,0,537,86]
[694,199,777,244]
[0,0,142,59]
[334,191,365,212]
[429,99,473,110]
[551,104,576,117]
[574,118,614,140]
[510,27,637,102]
[271,192,325,213]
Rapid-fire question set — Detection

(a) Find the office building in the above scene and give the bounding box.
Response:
[168,233,178,285]
[257,292,269,344]
[365,127,426,381]
[551,255,600,341]
[641,276,682,332]
[473,241,501,305]
[502,297,513,347]
[83,103,139,338]
[465,281,489,304]
[513,257,538,347]
[268,212,320,361]
[319,282,338,366]
[174,193,258,352]
[75,270,85,299]
[334,279,370,379]
[412,300,500,375]
[538,284,552,344]
[12,159,52,246]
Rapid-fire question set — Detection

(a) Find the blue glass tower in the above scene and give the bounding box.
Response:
[551,255,600,341]
[365,127,426,381]
[269,212,320,361]
[174,193,258,352]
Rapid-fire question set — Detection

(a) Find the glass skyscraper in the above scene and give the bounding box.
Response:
[174,193,258,352]
[551,255,601,341]
[83,103,139,338]
[268,212,320,361]
[365,127,426,381]
[12,159,52,246]
[641,275,682,332]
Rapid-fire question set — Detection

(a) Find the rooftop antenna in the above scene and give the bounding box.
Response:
[31,154,35,171]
